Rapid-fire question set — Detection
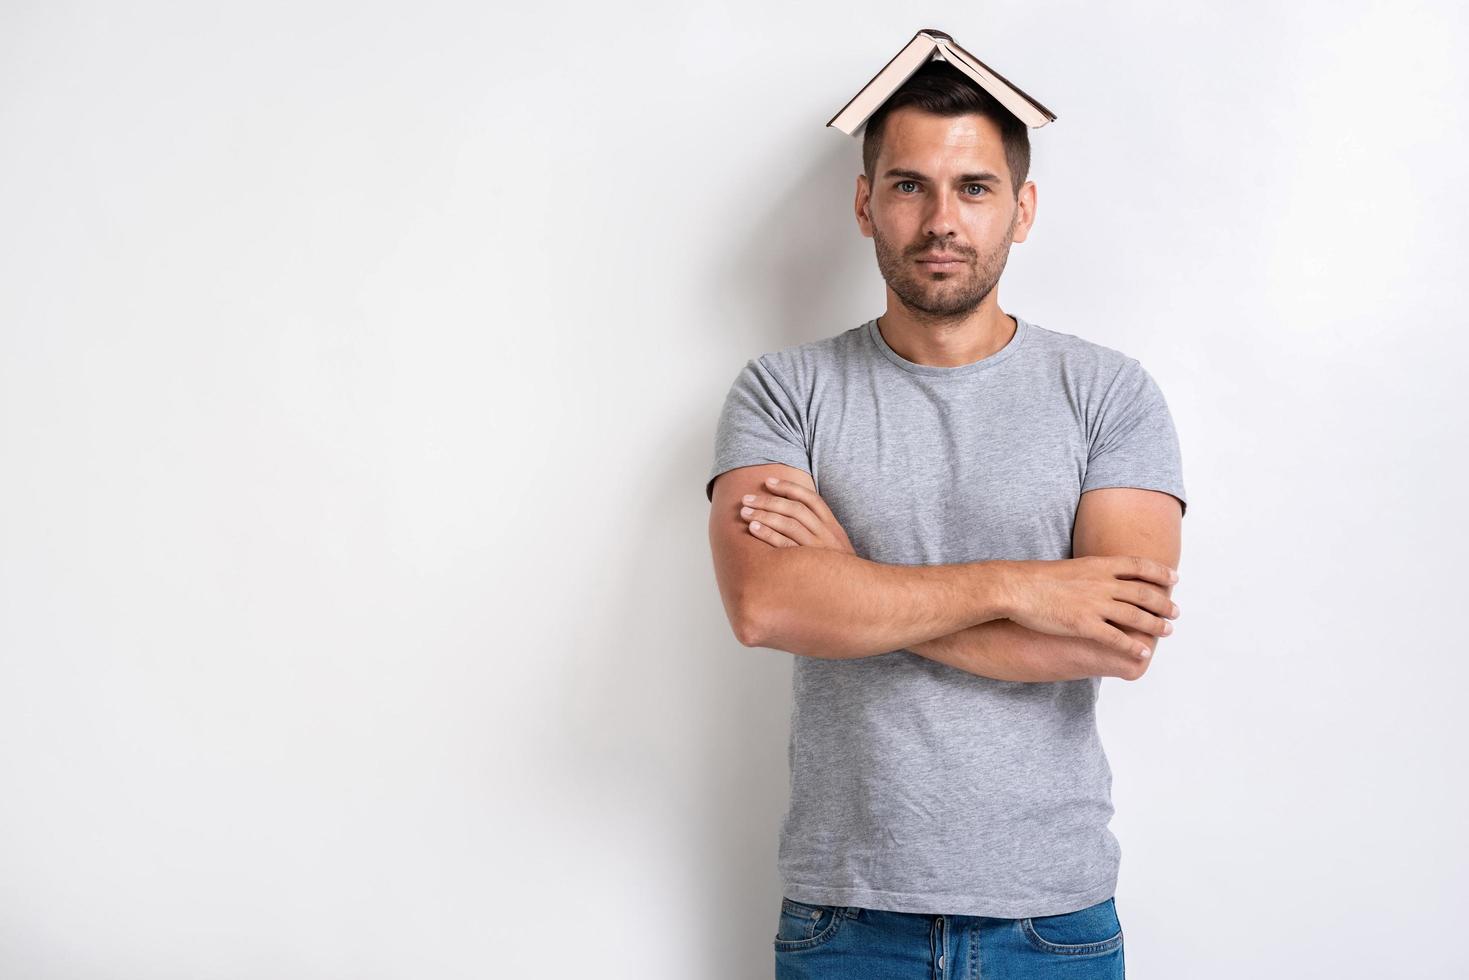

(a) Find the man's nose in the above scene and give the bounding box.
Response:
[922,192,958,238]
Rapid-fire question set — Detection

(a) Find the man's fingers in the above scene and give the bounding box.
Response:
[740,491,824,540]
[1109,601,1173,638]
[1120,581,1179,620]
[747,519,798,547]
[742,507,814,545]
[744,479,858,557]
[1114,555,1178,588]
[764,477,842,526]
[1095,623,1153,662]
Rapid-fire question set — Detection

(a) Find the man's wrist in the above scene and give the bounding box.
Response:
[972,559,1018,624]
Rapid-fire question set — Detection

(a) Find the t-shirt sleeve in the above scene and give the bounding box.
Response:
[705,356,813,502]
[1080,358,1189,517]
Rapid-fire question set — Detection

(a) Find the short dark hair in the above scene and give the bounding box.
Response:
[861,59,1031,199]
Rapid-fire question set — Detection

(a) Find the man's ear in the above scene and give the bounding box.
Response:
[855,174,874,236]
[1011,180,1038,244]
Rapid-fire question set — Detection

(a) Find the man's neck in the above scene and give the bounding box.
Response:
[875,307,1017,369]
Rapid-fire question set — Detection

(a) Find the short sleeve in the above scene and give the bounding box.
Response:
[704,356,812,502]
[1080,358,1189,517]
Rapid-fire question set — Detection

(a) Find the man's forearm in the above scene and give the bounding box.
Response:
[743,548,1014,659]
[909,618,1148,682]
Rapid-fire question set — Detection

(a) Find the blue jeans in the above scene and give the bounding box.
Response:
[773,895,1125,979]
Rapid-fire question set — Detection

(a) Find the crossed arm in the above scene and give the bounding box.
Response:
[707,462,1182,682]
[905,486,1182,681]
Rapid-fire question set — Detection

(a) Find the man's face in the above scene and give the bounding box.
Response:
[856,108,1035,318]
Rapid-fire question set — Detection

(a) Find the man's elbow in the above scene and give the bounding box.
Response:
[732,604,765,647]
[724,580,769,648]
[730,590,823,655]
[728,565,802,650]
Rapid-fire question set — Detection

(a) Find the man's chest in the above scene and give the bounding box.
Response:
[807,388,1088,564]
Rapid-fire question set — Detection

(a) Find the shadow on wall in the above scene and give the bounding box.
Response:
[537,136,872,977]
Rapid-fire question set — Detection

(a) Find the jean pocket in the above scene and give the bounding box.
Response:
[773,897,845,952]
[1020,896,1124,955]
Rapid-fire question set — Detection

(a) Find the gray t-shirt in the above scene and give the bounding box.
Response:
[705,314,1187,918]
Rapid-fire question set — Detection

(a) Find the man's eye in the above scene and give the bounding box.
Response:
[965,184,987,196]
[897,180,917,193]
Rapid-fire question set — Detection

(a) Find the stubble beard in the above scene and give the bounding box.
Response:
[872,207,1018,319]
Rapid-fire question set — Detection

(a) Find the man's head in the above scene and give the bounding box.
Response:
[855,60,1037,319]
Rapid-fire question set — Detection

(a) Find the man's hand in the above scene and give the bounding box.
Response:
[736,477,855,555]
[1001,557,1179,660]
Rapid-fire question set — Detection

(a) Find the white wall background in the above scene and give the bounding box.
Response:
[2,1,1465,977]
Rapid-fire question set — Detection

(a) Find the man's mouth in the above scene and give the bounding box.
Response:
[916,254,966,269]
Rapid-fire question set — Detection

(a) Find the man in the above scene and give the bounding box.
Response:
[704,60,1186,979]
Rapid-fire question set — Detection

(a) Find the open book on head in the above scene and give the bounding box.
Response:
[827,28,1057,136]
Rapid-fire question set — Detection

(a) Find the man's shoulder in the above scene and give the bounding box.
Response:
[1023,319,1138,374]
[748,323,867,383]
